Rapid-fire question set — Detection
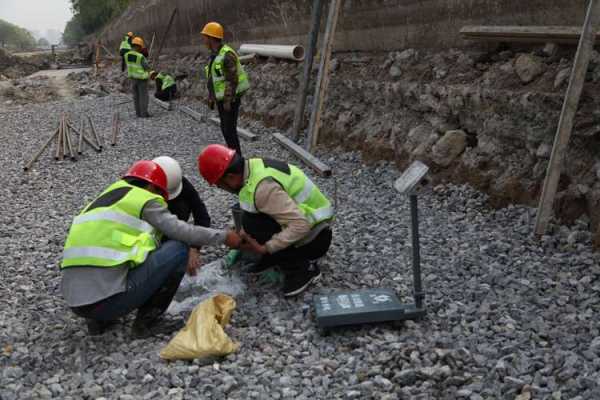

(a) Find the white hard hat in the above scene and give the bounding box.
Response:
[152,156,183,199]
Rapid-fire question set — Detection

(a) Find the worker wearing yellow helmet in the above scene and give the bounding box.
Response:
[118,32,134,72]
[125,37,152,118]
[201,21,250,156]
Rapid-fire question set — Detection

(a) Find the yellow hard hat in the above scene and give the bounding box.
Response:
[132,37,144,47]
[127,31,134,37]
[201,22,224,39]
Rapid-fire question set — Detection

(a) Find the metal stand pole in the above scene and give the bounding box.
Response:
[410,194,424,310]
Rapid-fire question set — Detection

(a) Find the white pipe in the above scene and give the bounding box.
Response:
[239,44,305,62]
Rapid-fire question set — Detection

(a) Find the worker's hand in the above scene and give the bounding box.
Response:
[239,232,268,255]
[186,247,202,276]
[207,99,215,110]
[224,229,242,249]
[223,100,231,112]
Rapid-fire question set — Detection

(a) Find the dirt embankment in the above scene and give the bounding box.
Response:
[198,45,600,244]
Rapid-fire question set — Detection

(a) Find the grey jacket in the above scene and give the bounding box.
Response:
[61,199,227,307]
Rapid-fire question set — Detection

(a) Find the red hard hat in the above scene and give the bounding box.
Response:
[124,160,169,199]
[197,144,236,185]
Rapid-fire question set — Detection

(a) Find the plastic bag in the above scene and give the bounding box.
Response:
[168,259,245,315]
[160,294,240,360]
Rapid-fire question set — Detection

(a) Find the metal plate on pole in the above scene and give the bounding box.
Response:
[394,160,429,195]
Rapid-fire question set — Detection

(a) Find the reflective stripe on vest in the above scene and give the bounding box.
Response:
[205,44,250,100]
[157,73,175,91]
[238,159,334,227]
[61,180,166,269]
[119,36,132,51]
[125,50,149,80]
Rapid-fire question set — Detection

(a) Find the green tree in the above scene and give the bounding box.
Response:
[0,19,36,50]
[37,38,50,48]
[63,0,131,45]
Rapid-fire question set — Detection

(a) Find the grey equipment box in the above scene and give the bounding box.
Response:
[314,288,426,328]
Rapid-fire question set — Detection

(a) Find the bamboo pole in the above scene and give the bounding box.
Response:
[64,122,76,161]
[60,116,67,161]
[291,0,323,141]
[68,122,101,152]
[534,0,600,236]
[54,120,62,160]
[111,112,120,146]
[306,0,343,151]
[152,8,178,69]
[88,115,103,148]
[77,118,84,154]
[24,128,59,171]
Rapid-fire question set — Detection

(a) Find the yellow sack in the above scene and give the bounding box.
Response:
[160,294,240,360]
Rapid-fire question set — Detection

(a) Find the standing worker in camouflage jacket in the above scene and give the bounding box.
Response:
[125,37,152,118]
[201,22,250,156]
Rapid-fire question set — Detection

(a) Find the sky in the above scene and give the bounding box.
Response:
[0,0,72,34]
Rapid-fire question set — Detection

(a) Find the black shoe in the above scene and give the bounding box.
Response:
[282,263,322,297]
[86,319,116,336]
[131,311,183,339]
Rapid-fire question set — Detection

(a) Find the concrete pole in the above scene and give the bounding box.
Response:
[306,0,343,152]
[535,0,600,236]
[291,0,323,141]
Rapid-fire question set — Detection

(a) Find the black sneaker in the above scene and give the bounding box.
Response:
[282,263,322,297]
[131,312,183,339]
[86,319,116,336]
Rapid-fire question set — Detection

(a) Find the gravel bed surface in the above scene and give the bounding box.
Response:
[1,95,600,399]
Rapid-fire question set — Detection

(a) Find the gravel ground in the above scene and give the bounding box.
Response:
[1,94,600,399]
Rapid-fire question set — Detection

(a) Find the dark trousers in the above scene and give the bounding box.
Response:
[155,85,177,102]
[71,241,189,322]
[216,97,242,155]
[242,212,332,274]
[132,79,149,117]
[120,50,128,72]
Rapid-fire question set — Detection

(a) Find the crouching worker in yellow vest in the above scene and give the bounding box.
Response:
[60,160,242,337]
[150,71,178,102]
[198,145,334,297]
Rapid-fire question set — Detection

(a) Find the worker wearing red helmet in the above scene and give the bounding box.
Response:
[60,160,241,337]
[198,145,334,297]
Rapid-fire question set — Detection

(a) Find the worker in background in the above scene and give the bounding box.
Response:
[153,156,211,276]
[125,37,152,118]
[201,22,250,156]
[150,71,178,102]
[198,145,334,297]
[60,160,241,337]
[119,32,134,72]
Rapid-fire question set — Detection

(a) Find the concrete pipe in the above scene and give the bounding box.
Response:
[238,44,305,62]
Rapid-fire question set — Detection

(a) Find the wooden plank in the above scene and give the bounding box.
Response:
[179,105,205,122]
[151,96,172,110]
[460,25,600,44]
[306,0,343,152]
[208,117,258,141]
[272,132,332,177]
[535,0,600,236]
